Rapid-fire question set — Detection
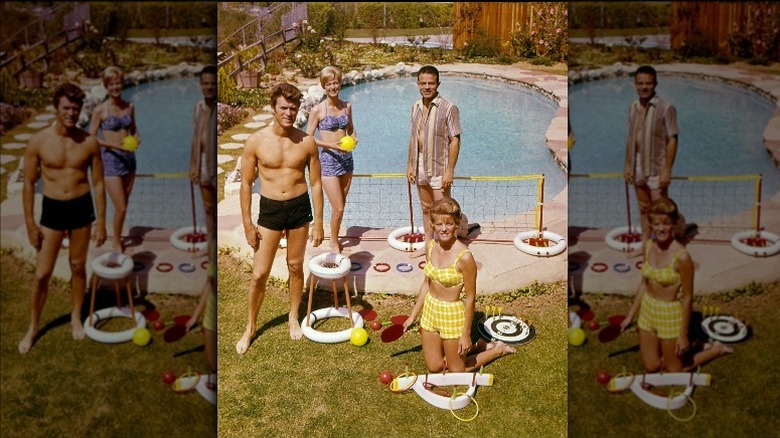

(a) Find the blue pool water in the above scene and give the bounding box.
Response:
[569,76,778,227]
[305,76,564,197]
[299,76,565,230]
[107,77,204,230]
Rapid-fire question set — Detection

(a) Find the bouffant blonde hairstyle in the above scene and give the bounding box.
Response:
[319,66,342,88]
[102,66,125,87]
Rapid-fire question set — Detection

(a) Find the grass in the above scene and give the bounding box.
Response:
[216,251,568,438]
[568,284,780,437]
[0,247,216,438]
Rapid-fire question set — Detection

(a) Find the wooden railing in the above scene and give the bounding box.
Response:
[218,27,299,78]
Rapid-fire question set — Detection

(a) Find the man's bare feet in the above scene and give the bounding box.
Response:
[408,246,427,259]
[71,316,85,340]
[19,327,37,354]
[330,240,343,254]
[289,314,303,340]
[236,327,254,354]
[191,247,209,259]
[111,239,124,254]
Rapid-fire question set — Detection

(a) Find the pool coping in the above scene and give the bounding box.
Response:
[217,62,570,295]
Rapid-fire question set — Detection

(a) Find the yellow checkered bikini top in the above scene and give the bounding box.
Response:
[640,240,686,287]
[423,240,471,288]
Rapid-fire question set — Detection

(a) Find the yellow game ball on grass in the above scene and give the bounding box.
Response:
[567,327,586,346]
[339,135,356,152]
[122,135,138,152]
[133,327,151,346]
[350,327,368,346]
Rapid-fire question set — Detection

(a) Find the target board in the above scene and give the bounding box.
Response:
[697,315,751,344]
[477,314,535,345]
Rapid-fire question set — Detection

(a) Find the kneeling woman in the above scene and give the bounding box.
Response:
[403,198,514,372]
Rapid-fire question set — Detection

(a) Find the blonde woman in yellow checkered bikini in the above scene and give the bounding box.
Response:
[620,198,732,372]
[402,198,515,373]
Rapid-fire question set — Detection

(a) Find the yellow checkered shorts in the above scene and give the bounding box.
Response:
[638,293,682,339]
[420,293,465,340]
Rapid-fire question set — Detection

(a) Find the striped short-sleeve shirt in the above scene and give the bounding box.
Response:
[408,94,462,179]
[625,94,678,186]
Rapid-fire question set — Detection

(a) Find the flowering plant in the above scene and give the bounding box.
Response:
[508,2,568,62]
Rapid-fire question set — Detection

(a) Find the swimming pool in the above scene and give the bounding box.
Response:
[300,76,565,230]
[569,75,778,228]
[108,77,204,230]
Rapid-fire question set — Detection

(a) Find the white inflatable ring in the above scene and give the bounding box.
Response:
[605,226,643,252]
[388,226,426,252]
[513,230,567,257]
[730,230,780,257]
[84,306,147,343]
[301,306,364,343]
[170,226,208,252]
[91,252,134,280]
[308,253,351,279]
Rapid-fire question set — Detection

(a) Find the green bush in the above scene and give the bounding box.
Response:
[217,66,236,105]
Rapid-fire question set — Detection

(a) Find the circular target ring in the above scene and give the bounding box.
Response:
[477,315,536,345]
[700,315,750,343]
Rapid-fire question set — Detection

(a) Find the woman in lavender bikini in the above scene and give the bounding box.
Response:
[306,66,358,254]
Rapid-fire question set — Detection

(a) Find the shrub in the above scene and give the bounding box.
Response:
[0,103,31,135]
[217,103,248,137]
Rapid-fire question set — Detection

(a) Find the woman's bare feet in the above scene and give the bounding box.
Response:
[704,340,734,356]
[486,340,516,356]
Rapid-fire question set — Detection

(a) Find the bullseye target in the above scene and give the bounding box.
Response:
[699,315,750,344]
[477,315,535,345]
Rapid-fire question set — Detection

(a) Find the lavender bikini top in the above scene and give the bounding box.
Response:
[101,114,132,131]
[318,106,349,132]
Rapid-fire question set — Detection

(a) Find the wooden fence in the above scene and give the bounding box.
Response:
[453,2,533,52]
[669,2,770,54]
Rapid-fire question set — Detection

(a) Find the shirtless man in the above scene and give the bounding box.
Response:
[623,65,679,242]
[20,82,107,354]
[406,65,462,258]
[236,82,324,354]
[189,65,217,265]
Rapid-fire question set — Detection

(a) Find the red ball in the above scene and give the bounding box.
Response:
[587,320,600,331]
[162,370,176,385]
[370,320,382,331]
[379,370,393,385]
[153,320,165,331]
[596,370,611,385]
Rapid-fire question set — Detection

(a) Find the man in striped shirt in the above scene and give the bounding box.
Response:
[406,65,463,258]
[623,65,679,243]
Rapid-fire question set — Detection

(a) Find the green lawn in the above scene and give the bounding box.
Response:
[216,250,568,438]
[0,248,216,438]
[568,285,780,437]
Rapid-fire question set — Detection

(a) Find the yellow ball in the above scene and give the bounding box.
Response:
[122,136,138,152]
[339,135,356,152]
[132,327,151,346]
[350,327,368,346]
[567,327,586,346]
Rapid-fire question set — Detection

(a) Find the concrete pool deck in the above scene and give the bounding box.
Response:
[568,63,780,295]
[217,63,569,295]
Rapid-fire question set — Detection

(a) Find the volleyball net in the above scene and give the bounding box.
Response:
[121,173,206,233]
[569,173,763,242]
[331,173,546,241]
